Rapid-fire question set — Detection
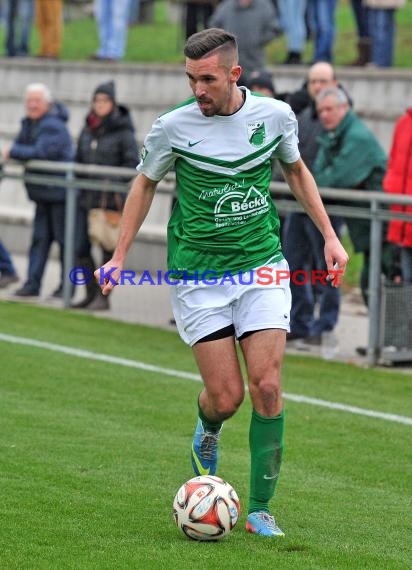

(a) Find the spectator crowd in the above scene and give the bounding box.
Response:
[0,0,407,67]
[0,3,410,361]
[0,0,142,61]
[0,79,139,312]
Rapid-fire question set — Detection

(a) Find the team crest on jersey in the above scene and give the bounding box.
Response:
[247,121,266,147]
[140,145,148,162]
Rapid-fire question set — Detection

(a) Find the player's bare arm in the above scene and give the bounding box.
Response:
[94,172,157,295]
[280,157,349,283]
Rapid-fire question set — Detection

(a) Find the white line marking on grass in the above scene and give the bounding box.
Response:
[283,393,412,426]
[0,333,201,380]
[2,332,412,427]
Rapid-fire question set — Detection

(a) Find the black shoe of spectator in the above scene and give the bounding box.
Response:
[0,274,19,288]
[14,286,39,297]
[51,286,63,299]
[71,293,96,309]
[302,335,322,346]
[283,52,302,65]
[86,294,110,311]
[286,332,305,341]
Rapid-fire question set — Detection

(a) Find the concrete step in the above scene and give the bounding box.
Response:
[0,58,410,150]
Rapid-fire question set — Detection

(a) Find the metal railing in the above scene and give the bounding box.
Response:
[1,159,412,367]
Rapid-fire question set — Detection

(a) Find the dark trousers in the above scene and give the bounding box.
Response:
[350,0,370,38]
[25,201,65,293]
[400,247,412,284]
[75,206,92,259]
[185,2,214,39]
[0,240,17,275]
[361,242,400,306]
[283,212,343,337]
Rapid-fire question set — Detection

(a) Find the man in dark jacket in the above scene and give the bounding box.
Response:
[4,82,73,297]
[283,62,344,347]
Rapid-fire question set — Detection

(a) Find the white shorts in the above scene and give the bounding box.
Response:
[170,259,291,346]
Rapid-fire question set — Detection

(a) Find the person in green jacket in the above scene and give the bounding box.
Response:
[313,86,398,305]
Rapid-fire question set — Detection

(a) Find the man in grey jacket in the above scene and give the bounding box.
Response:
[209,0,279,79]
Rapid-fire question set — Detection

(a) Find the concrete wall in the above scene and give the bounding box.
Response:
[0,59,409,148]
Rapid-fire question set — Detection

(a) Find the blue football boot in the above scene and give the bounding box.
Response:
[191,418,221,476]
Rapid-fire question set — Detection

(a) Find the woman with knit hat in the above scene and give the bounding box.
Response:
[73,80,139,311]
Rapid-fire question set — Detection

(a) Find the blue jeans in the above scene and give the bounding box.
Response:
[278,0,307,53]
[308,0,337,62]
[282,213,343,337]
[5,0,34,56]
[350,0,370,38]
[400,247,412,284]
[95,0,132,59]
[368,9,395,67]
[128,0,140,24]
[0,239,17,276]
[24,202,65,294]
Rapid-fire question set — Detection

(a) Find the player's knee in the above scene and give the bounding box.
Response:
[251,374,281,402]
[232,388,245,411]
[213,390,244,419]
[262,378,281,399]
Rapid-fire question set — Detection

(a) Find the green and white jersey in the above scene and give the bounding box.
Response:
[137,87,300,277]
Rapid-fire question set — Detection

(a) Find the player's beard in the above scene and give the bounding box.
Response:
[197,94,230,116]
[197,98,216,117]
[197,83,232,116]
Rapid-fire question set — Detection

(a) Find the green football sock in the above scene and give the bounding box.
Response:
[198,397,222,433]
[248,408,284,514]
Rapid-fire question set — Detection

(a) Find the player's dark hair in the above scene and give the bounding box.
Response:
[184,28,238,65]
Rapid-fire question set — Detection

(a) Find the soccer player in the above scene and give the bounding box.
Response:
[95,28,348,537]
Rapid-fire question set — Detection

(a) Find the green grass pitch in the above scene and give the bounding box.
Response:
[0,301,411,569]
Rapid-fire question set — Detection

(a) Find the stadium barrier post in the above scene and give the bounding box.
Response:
[367,199,382,367]
[63,164,76,309]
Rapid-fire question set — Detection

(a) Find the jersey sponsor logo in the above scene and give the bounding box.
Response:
[231,194,266,213]
[213,185,269,228]
[199,180,243,201]
[188,138,205,147]
[247,121,266,146]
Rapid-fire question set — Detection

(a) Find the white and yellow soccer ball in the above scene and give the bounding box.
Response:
[173,475,240,541]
